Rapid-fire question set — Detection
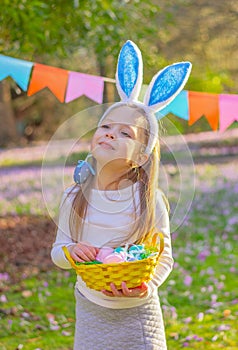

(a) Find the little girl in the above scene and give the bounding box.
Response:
[51,41,191,349]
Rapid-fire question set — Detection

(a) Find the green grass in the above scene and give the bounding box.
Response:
[0,165,237,349]
[0,270,76,350]
[1,205,237,350]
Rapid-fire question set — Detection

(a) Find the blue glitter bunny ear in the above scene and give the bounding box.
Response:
[116,40,143,102]
[143,62,192,112]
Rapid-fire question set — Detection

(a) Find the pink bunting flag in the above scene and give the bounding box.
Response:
[65,71,104,104]
[219,94,238,132]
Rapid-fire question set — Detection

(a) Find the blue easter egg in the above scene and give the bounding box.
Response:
[114,247,125,253]
[129,245,144,254]
[127,256,136,262]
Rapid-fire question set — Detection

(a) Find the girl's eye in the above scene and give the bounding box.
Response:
[101,124,110,129]
[121,131,131,138]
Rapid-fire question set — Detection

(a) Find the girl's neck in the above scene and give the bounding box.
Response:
[93,168,132,191]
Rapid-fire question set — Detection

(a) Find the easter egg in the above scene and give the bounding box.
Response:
[118,251,128,260]
[127,256,136,262]
[96,247,114,262]
[129,244,144,254]
[103,253,126,264]
[114,247,125,253]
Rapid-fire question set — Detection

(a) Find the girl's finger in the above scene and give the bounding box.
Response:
[81,246,96,260]
[101,289,114,297]
[80,242,99,256]
[75,248,91,262]
[139,289,148,298]
[79,244,99,260]
[110,283,123,297]
[121,281,133,296]
[71,252,85,263]
[121,282,148,297]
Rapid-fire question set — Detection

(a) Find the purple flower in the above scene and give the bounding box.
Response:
[207,285,214,292]
[197,312,204,321]
[197,249,210,261]
[50,324,60,331]
[193,335,204,341]
[62,330,71,336]
[227,216,238,225]
[212,334,219,341]
[211,294,218,302]
[207,267,215,275]
[185,335,192,341]
[0,294,7,303]
[0,273,10,281]
[170,306,178,320]
[183,317,192,324]
[206,308,216,314]
[184,275,193,287]
[182,342,190,347]
[217,324,231,331]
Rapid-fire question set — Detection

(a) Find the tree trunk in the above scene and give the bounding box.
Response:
[0,80,18,146]
[98,60,115,104]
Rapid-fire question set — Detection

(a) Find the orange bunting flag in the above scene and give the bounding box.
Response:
[188,91,219,130]
[27,63,69,102]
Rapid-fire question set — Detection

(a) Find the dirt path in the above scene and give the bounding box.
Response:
[0,215,56,284]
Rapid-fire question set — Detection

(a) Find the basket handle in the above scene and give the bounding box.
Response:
[62,246,77,268]
[151,232,164,257]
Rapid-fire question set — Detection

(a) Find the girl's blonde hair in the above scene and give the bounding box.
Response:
[68,105,168,246]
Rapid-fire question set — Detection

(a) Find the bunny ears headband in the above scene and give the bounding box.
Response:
[98,40,192,154]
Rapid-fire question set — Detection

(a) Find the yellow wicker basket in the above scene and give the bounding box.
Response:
[62,232,164,292]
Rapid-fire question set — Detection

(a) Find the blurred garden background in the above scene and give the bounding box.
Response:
[0,1,238,349]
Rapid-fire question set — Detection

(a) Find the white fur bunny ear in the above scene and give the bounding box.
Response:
[143,62,192,111]
[116,40,143,102]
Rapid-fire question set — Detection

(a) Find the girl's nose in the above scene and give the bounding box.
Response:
[105,132,115,139]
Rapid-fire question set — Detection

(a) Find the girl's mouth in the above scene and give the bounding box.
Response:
[99,141,114,150]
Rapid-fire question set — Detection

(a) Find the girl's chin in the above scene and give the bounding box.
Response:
[95,157,130,171]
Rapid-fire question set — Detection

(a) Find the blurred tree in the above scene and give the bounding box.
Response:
[154,0,238,93]
[0,0,161,145]
[1,0,237,145]
[0,80,18,145]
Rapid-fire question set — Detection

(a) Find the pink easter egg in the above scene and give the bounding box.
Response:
[103,253,125,264]
[118,251,128,260]
[96,247,114,262]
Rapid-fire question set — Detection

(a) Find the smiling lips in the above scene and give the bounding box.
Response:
[99,141,114,150]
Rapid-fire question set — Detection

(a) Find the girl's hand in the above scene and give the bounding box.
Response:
[68,242,99,262]
[102,282,148,298]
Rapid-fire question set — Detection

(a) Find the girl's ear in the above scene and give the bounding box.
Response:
[143,62,192,112]
[116,40,143,102]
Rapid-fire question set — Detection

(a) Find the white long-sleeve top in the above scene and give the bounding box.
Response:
[51,183,174,309]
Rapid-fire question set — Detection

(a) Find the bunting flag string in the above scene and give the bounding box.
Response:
[0,53,237,132]
[0,54,105,104]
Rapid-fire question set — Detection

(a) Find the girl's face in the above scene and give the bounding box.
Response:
[91,106,148,172]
